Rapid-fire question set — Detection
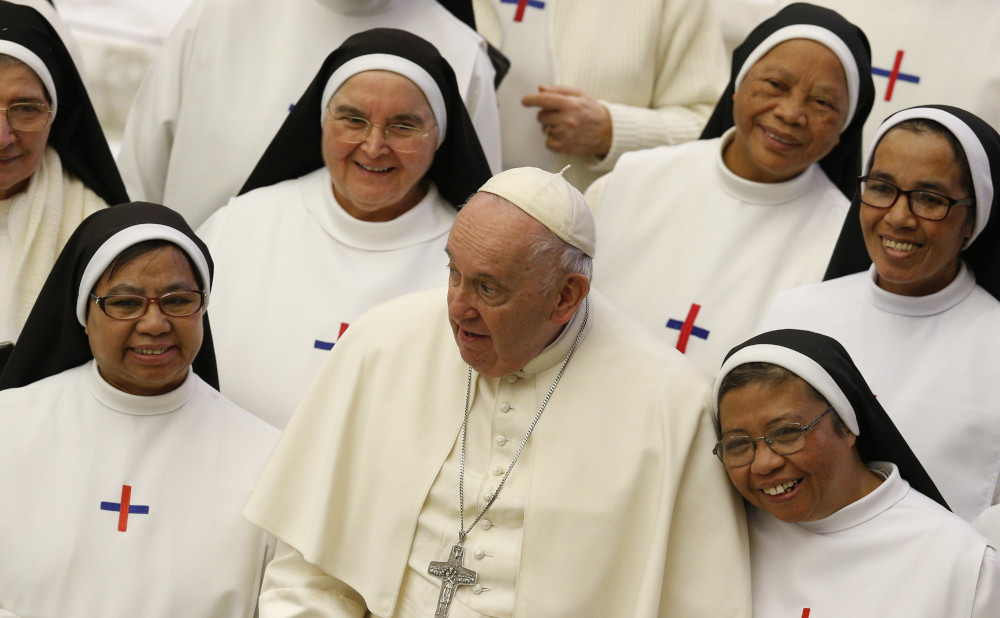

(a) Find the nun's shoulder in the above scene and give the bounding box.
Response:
[188,372,280,446]
[611,138,719,177]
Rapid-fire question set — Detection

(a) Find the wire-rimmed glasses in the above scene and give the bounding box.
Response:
[713,407,834,467]
[90,290,206,320]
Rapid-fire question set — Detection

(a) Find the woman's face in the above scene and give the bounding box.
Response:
[724,39,849,183]
[861,127,975,296]
[86,245,204,396]
[322,70,438,222]
[718,379,872,523]
[0,62,51,200]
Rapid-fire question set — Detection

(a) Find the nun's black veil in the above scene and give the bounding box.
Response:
[0,203,219,391]
[238,28,492,210]
[699,3,874,199]
[719,329,949,510]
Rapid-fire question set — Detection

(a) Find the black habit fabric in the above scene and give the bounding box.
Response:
[699,2,874,199]
[721,329,949,510]
[238,28,492,210]
[0,203,219,391]
[823,105,1000,302]
[0,1,127,206]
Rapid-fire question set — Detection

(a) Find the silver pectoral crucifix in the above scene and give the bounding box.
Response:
[428,543,478,618]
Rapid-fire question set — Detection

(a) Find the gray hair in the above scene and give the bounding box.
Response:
[528,227,593,292]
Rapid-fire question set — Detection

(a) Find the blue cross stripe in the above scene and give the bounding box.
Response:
[314,339,335,350]
[100,502,149,515]
[500,0,546,8]
[871,67,919,84]
[665,318,709,341]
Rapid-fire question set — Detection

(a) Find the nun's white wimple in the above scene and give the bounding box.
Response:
[0,40,57,118]
[714,343,860,435]
[866,107,993,246]
[319,54,446,146]
[76,224,212,327]
[734,25,859,131]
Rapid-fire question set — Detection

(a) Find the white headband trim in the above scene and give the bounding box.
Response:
[734,25,858,130]
[76,224,211,326]
[866,107,993,246]
[320,54,446,146]
[714,343,860,435]
[0,40,57,118]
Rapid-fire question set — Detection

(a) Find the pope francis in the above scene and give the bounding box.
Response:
[243,167,752,617]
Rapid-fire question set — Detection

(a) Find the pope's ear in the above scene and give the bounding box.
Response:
[550,273,590,326]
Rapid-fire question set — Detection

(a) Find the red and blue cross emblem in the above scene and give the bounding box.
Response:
[872,50,919,102]
[666,303,709,354]
[314,322,350,350]
[500,0,545,22]
[100,484,149,532]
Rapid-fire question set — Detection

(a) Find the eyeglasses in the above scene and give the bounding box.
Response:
[0,102,52,132]
[858,176,975,221]
[327,115,433,153]
[90,290,206,320]
[713,407,834,467]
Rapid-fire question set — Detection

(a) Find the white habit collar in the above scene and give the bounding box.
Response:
[86,359,196,416]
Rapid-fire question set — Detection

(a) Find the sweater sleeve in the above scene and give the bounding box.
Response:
[586,0,728,173]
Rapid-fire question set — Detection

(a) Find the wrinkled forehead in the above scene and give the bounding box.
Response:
[320,54,447,142]
[96,242,200,286]
[449,194,546,263]
[736,25,859,129]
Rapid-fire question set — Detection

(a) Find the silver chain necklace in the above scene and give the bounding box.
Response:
[428,297,589,618]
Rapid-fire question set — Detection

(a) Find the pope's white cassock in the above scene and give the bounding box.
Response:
[243,288,751,617]
[763,265,1000,521]
[587,128,848,376]
[749,462,1000,616]
[0,361,279,617]
[198,169,455,429]
[117,0,501,227]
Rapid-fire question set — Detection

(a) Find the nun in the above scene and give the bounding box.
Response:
[0,0,128,345]
[763,105,1000,522]
[586,3,875,375]
[0,204,278,616]
[197,28,492,429]
[714,329,999,615]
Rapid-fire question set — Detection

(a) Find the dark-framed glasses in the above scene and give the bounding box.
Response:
[858,175,975,221]
[328,115,434,153]
[0,102,52,132]
[713,407,834,467]
[90,290,206,320]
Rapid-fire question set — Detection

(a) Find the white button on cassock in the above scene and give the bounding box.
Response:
[505,375,516,383]
[499,402,510,413]
[492,466,503,476]
[472,584,483,594]
[496,435,507,446]
[474,550,485,559]
[481,519,492,530]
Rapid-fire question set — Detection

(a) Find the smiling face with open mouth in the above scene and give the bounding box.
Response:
[86,244,204,396]
[718,377,874,523]
[861,127,975,297]
[723,39,848,184]
[322,70,438,223]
